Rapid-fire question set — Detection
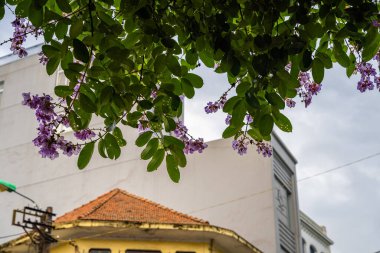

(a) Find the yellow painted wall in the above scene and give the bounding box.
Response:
[51,239,223,253]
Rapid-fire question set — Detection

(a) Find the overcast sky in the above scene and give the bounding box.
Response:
[1,7,380,253]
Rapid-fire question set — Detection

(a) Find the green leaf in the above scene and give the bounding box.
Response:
[73,39,89,63]
[46,57,60,75]
[42,45,60,58]
[99,86,114,105]
[166,154,180,183]
[312,58,324,84]
[56,0,72,13]
[315,52,332,69]
[333,41,350,67]
[28,3,43,27]
[79,93,97,113]
[186,49,198,65]
[77,142,94,170]
[55,21,68,39]
[166,55,181,76]
[231,100,246,127]
[147,149,165,172]
[141,138,159,160]
[135,131,153,147]
[98,139,107,158]
[236,82,251,97]
[181,78,195,98]
[104,133,121,159]
[265,92,285,109]
[54,85,73,97]
[259,114,274,136]
[171,147,186,168]
[199,51,214,68]
[245,89,260,109]
[70,20,83,38]
[163,136,185,149]
[183,73,203,88]
[273,111,292,132]
[163,117,176,132]
[223,96,240,113]
[113,127,126,147]
[0,6,4,20]
[362,27,380,62]
[154,54,166,73]
[222,125,240,138]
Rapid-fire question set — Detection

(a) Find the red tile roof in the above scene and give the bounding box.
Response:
[55,188,208,225]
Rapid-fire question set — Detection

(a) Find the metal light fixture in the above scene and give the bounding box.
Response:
[0,179,37,206]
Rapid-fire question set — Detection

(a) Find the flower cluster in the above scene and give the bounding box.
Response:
[232,137,249,155]
[173,121,208,154]
[256,141,273,157]
[74,129,96,141]
[22,93,81,159]
[38,51,48,65]
[11,18,41,58]
[137,115,151,133]
[204,93,227,114]
[285,98,296,108]
[355,62,378,92]
[296,72,322,108]
[231,136,272,157]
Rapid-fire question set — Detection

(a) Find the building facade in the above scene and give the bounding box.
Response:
[300,212,333,253]
[0,189,262,253]
[0,48,321,253]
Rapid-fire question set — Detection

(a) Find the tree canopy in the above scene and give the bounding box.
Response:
[1,0,379,182]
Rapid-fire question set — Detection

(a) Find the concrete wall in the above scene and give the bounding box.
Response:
[0,53,297,253]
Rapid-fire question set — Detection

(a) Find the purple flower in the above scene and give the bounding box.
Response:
[374,51,380,63]
[372,20,380,27]
[225,115,232,125]
[184,138,208,154]
[232,138,248,155]
[296,71,322,107]
[57,137,81,156]
[204,101,219,114]
[174,121,188,140]
[357,78,374,93]
[375,76,380,90]
[10,18,40,58]
[173,121,208,154]
[38,51,48,65]
[286,98,296,108]
[137,116,150,133]
[74,129,96,141]
[256,142,272,157]
[355,63,378,93]
[245,114,253,124]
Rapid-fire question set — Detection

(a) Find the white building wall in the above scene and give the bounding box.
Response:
[0,52,299,253]
[301,230,331,253]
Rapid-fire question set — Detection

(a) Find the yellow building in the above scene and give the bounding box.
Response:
[1,189,262,253]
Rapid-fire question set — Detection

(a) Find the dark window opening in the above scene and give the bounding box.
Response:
[89,249,111,253]
[126,250,161,253]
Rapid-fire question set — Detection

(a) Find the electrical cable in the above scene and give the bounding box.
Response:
[298,151,380,182]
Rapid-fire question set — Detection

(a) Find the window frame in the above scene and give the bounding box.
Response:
[89,248,111,253]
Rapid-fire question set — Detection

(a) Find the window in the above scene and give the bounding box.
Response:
[310,245,317,253]
[89,249,111,253]
[126,251,161,253]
